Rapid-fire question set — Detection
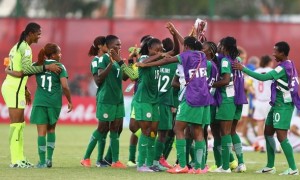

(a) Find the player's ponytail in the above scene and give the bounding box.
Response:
[88,36,106,56]
[37,43,59,65]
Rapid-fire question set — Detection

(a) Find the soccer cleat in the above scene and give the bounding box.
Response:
[279,168,299,175]
[137,165,154,172]
[126,160,137,167]
[80,159,91,167]
[201,165,209,173]
[151,164,167,171]
[234,163,246,173]
[212,166,231,173]
[9,161,28,168]
[96,160,109,167]
[22,160,34,168]
[188,168,204,174]
[159,156,172,169]
[36,162,47,168]
[167,164,189,174]
[255,167,276,174]
[111,161,126,168]
[229,160,238,170]
[208,164,218,172]
[46,159,52,168]
[103,158,112,166]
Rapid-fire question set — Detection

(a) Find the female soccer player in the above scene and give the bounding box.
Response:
[1,22,61,168]
[92,35,127,168]
[81,36,110,167]
[30,43,72,168]
[233,41,299,176]
[211,37,247,173]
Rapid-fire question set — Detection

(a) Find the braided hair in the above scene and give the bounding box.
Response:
[204,41,218,64]
[220,36,240,60]
[17,22,41,50]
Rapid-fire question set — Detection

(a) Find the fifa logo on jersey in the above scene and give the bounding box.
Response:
[188,68,207,78]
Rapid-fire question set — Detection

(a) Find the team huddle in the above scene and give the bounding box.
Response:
[1,21,299,176]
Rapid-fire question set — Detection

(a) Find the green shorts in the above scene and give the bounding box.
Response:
[130,99,136,119]
[1,84,26,109]
[96,103,125,121]
[265,107,294,130]
[134,102,160,121]
[216,103,242,121]
[176,100,210,125]
[158,104,173,130]
[30,106,61,125]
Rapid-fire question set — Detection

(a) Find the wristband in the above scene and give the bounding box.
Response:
[118,60,124,66]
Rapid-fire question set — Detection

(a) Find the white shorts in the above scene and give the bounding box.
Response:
[253,100,271,120]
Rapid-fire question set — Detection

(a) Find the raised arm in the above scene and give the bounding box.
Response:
[166,22,180,56]
[166,22,184,46]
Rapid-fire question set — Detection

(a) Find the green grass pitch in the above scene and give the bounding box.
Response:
[0,124,299,180]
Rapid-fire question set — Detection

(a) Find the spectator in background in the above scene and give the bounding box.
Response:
[68,74,86,96]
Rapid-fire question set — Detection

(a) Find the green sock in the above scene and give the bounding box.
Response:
[83,130,101,159]
[176,139,186,168]
[194,140,205,170]
[232,134,244,164]
[110,132,119,163]
[134,128,141,138]
[129,145,137,162]
[221,135,232,170]
[281,139,297,170]
[104,146,112,162]
[38,136,46,164]
[146,136,155,167]
[213,139,222,167]
[154,140,164,161]
[137,134,148,167]
[265,136,276,168]
[163,136,174,159]
[47,132,56,161]
[9,123,22,164]
[19,122,25,161]
[97,132,107,162]
[186,139,193,164]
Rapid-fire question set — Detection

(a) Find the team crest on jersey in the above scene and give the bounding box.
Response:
[103,113,108,118]
[146,112,152,118]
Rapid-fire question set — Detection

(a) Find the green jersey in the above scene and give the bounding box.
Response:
[220,57,234,103]
[134,55,160,103]
[33,60,68,108]
[159,63,177,106]
[97,53,123,104]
